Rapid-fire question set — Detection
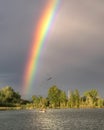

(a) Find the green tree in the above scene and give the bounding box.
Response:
[68,90,75,108]
[97,98,103,108]
[32,95,40,108]
[68,89,80,108]
[0,86,21,106]
[32,95,47,108]
[74,89,80,108]
[60,91,67,108]
[47,85,61,108]
[84,89,98,107]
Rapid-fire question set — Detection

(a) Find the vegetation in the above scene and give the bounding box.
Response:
[0,86,21,107]
[0,85,104,110]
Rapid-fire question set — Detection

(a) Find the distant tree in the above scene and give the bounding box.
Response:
[32,95,40,107]
[80,96,87,107]
[74,89,80,108]
[20,99,30,105]
[32,95,47,108]
[47,85,61,108]
[68,90,75,108]
[84,89,98,107]
[0,86,21,105]
[97,98,103,108]
[59,91,67,108]
[67,89,80,108]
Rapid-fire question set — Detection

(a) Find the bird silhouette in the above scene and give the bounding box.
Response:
[47,77,52,81]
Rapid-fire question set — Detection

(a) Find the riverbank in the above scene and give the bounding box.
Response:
[0,107,22,110]
[0,106,104,111]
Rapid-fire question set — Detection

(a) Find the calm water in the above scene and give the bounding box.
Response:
[0,109,104,130]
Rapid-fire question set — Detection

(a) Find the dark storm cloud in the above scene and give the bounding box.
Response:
[35,0,104,96]
[0,0,104,97]
[0,0,47,89]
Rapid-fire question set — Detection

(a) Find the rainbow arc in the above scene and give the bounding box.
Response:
[22,0,61,96]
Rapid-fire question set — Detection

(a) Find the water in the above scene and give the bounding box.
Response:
[0,109,104,130]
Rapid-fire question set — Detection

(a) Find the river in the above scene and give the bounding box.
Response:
[0,108,104,130]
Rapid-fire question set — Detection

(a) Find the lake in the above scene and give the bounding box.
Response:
[0,109,104,130]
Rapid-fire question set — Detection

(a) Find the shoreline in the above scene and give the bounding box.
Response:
[0,106,104,111]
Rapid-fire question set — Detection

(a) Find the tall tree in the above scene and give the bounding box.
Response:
[68,90,75,108]
[74,89,80,108]
[84,89,98,107]
[60,91,67,108]
[0,86,21,105]
[47,85,61,108]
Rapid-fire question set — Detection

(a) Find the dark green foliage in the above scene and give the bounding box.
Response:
[67,89,80,108]
[0,86,21,106]
[32,95,47,108]
[20,99,30,105]
[31,86,104,109]
[47,85,61,108]
[47,85,67,108]
[59,91,67,107]
[0,85,104,109]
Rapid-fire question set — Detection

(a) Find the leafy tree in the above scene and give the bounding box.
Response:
[68,89,80,108]
[32,95,47,108]
[47,85,61,108]
[0,86,21,105]
[32,95,40,107]
[74,89,80,108]
[97,98,103,108]
[60,91,67,108]
[84,89,98,107]
[68,90,75,108]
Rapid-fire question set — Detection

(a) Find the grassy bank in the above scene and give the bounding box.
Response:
[0,107,22,110]
[0,105,104,111]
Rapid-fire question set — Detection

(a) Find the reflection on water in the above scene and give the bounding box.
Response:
[0,109,104,130]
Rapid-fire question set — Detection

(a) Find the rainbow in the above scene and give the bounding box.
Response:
[22,0,61,96]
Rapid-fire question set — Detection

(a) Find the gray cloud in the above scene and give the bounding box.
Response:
[0,0,104,98]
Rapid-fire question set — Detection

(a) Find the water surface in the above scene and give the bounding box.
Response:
[0,109,104,130]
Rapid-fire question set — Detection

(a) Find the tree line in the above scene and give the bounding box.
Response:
[0,85,104,109]
[0,86,21,107]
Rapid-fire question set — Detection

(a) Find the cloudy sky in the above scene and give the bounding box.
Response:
[0,0,104,98]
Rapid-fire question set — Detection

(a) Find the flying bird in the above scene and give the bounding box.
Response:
[47,77,52,81]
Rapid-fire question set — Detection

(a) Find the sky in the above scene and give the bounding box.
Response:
[0,0,104,98]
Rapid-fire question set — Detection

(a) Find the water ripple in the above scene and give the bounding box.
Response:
[0,109,104,130]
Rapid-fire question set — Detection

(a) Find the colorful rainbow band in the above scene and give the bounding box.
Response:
[22,0,61,96]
